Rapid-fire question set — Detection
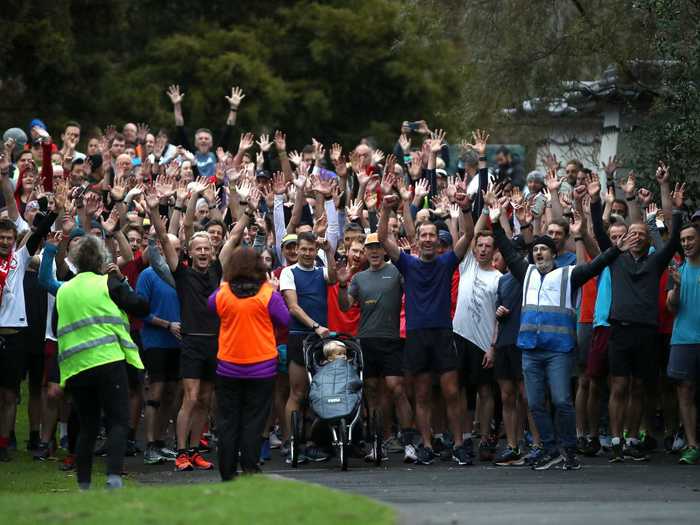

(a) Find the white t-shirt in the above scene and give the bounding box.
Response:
[279,263,329,291]
[452,250,502,351]
[0,244,30,328]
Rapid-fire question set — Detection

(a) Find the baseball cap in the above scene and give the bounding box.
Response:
[281,234,298,247]
[438,230,453,246]
[255,169,272,179]
[3,127,28,153]
[691,210,700,222]
[364,232,380,246]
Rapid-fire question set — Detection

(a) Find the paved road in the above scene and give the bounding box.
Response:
[131,448,700,524]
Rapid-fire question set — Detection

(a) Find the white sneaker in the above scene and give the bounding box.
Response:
[672,434,686,453]
[404,444,418,463]
[269,432,283,449]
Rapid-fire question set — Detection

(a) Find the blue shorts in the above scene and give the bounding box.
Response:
[667,344,700,382]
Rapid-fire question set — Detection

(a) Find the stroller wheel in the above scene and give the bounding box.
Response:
[291,410,301,468]
[340,418,349,471]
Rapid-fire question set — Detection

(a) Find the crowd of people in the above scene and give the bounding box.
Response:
[0,84,698,488]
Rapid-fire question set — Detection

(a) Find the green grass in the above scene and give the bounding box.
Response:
[1,386,395,525]
[0,477,395,525]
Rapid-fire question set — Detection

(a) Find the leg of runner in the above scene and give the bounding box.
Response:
[285,361,308,441]
[239,378,275,473]
[608,376,629,461]
[413,372,433,456]
[216,376,243,480]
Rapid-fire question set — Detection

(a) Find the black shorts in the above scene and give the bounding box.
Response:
[287,333,310,368]
[494,344,522,381]
[404,328,457,375]
[0,332,25,390]
[608,323,657,380]
[455,334,494,386]
[656,333,671,377]
[23,350,45,389]
[576,322,593,375]
[180,335,217,382]
[361,338,404,378]
[142,347,181,383]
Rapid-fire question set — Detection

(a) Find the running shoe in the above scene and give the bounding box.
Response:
[403,443,418,463]
[144,445,166,465]
[59,454,76,471]
[280,439,290,457]
[33,442,51,461]
[175,452,194,471]
[532,451,564,471]
[125,440,141,457]
[641,432,657,452]
[94,442,108,457]
[364,444,388,463]
[303,445,332,462]
[452,445,473,466]
[672,430,686,453]
[158,445,178,461]
[478,441,494,462]
[623,442,649,462]
[609,443,624,463]
[599,434,612,451]
[415,445,435,465]
[562,448,582,470]
[576,436,588,454]
[494,446,521,466]
[581,436,601,457]
[269,431,283,449]
[432,434,447,455]
[520,444,545,466]
[462,438,475,460]
[523,430,534,447]
[664,434,675,453]
[198,437,212,454]
[679,446,700,465]
[260,438,272,462]
[190,450,214,470]
[383,435,403,454]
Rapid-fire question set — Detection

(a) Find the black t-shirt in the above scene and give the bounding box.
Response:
[174,260,222,335]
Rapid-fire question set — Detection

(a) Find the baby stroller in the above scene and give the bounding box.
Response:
[289,332,383,471]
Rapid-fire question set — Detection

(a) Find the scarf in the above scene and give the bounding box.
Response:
[0,247,14,307]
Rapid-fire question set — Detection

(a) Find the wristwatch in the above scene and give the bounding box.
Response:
[311,323,320,330]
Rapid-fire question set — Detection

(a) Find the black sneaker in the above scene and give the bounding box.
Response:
[462,438,475,460]
[125,440,141,457]
[562,448,582,470]
[303,445,332,462]
[531,451,564,470]
[452,445,473,466]
[415,445,435,465]
[94,442,108,457]
[609,443,624,463]
[494,446,522,466]
[623,442,649,462]
[642,433,658,452]
[478,441,494,462]
[582,436,601,457]
[33,442,51,461]
[576,436,588,454]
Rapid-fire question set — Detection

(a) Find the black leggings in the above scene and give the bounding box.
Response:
[67,361,129,485]
[216,375,275,481]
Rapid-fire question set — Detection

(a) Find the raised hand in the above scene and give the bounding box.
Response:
[380,171,396,196]
[272,172,287,195]
[396,176,412,202]
[336,265,352,287]
[397,237,412,253]
[237,179,254,202]
[288,150,302,166]
[225,86,246,109]
[310,174,332,198]
[273,130,286,152]
[371,149,385,166]
[586,172,601,200]
[143,186,160,210]
[543,152,560,172]
[238,132,255,153]
[166,85,184,105]
[100,208,121,233]
[47,231,63,246]
[621,171,636,197]
[671,182,686,208]
[482,189,498,208]
[84,192,103,217]
[256,133,272,153]
[546,167,561,192]
[398,134,411,154]
[570,210,584,236]
[449,203,460,220]
[313,213,328,238]
[381,194,399,209]
[617,230,638,252]
[573,184,587,202]
[602,155,622,180]
[103,125,117,141]
[345,198,364,221]
[514,200,533,225]
[189,176,209,196]
[464,129,489,156]
[136,123,150,143]
[414,178,430,200]
[155,173,176,199]
[637,187,653,206]
[655,161,671,185]
[330,143,342,163]
[312,138,325,163]
[428,129,446,153]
